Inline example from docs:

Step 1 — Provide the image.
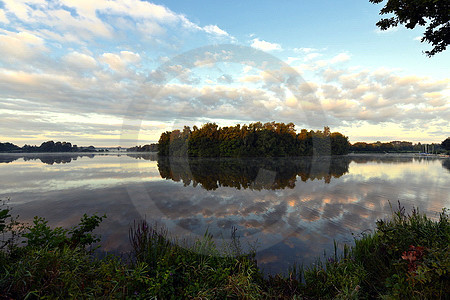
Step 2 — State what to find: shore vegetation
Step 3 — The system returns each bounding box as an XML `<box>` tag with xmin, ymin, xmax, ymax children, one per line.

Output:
<box><xmin>0</xmin><ymin>201</ymin><xmax>448</xmax><ymax>299</ymax></box>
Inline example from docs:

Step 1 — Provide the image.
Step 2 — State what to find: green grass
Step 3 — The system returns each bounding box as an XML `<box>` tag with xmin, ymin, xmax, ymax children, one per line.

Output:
<box><xmin>0</xmin><ymin>201</ymin><xmax>448</xmax><ymax>299</ymax></box>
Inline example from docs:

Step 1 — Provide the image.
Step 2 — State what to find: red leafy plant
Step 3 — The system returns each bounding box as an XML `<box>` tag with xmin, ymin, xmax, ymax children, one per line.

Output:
<box><xmin>401</xmin><ymin>245</ymin><xmax>426</xmax><ymax>272</ymax></box>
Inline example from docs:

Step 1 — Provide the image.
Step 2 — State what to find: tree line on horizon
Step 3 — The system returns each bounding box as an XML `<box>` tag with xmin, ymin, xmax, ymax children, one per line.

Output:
<box><xmin>0</xmin><ymin>141</ymin><xmax>98</xmax><ymax>153</ymax></box>
<box><xmin>157</xmin><ymin>122</ymin><xmax>350</xmax><ymax>157</ymax></box>
<box><xmin>127</xmin><ymin>144</ymin><xmax>158</xmax><ymax>152</ymax></box>
<box><xmin>350</xmin><ymin>139</ymin><xmax>449</xmax><ymax>153</ymax></box>
<box><xmin>2</xmin><ymin>136</ymin><xmax>448</xmax><ymax>155</ymax></box>
<box><xmin>125</xmin><ymin>137</ymin><xmax>450</xmax><ymax>155</ymax></box>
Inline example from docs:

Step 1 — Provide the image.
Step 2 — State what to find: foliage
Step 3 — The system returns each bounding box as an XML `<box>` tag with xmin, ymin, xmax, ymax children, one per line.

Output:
<box><xmin>442</xmin><ymin>137</ymin><xmax>450</xmax><ymax>151</ymax></box>
<box><xmin>0</xmin><ymin>142</ymin><xmax>21</xmax><ymax>152</ymax></box>
<box><xmin>22</xmin><ymin>213</ymin><xmax>105</xmax><ymax>250</ymax></box>
<box><xmin>127</xmin><ymin>143</ymin><xmax>159</xmax><ymax>152</ymax></box>
<box><xmin>267</xmin><ymin>205</ymin><xmax>449</xmax><ymax>299</ymax></box>
<box><xmin>0</xmin><ymin>200</ymin><xmax>448</xmax><ymax>299</ymax></box>
<box><xmin>158</xmin><ymin>122</ymin><xmax>350</xmax><ymax>157</ymax></box>
<box><xmin>0</xmin><ymin>201</ymin><xmax>24</xmax><ymax>252</ymax></box>
<box><xmin>370</xmin><ymin>0</ymin><xmax>450</xmax><ymax>56</ymax></box>
<box><xmin>128</xmin><ymin>220</ymin><xmax>263</xmax><ymax>298</ymax></box>
<box><xmin>350</xmin><ymin>140</ymin><xmax>446</xmax><ymax>153</ymax></box>
<box><xmin>0</xmin><ymin>206</ymin><xmax>10</xmax><ymax>234</ymax></box>
<box><xmin>352</xmin><ymin>204</ymin><xmax>450</xmax><ymax>298</ymax></box>
<box><xmin>22</xmin><ymin>141</ymin><xmax>79</xmax><ymax>152</ymax></box>
<box><xmin>0</xmin><ymin>141</ymin><xmax>106</xmax><ymax>153</ymax></box>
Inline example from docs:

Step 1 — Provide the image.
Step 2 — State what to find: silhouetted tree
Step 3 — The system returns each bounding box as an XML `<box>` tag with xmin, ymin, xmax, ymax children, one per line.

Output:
<box><xmin>442</xmin><ymin>137</ymin><xmax>450</xmax><ymax>151</ymax></box>
<box><xmin>370</xmin><ymin>0</ymin><xmax>450</xmax><ymax>56</ymax></box>
<box><xmin>0</xmin><ymin>142</ymin><xmax>20</xmax><ymax>152</ymax></box>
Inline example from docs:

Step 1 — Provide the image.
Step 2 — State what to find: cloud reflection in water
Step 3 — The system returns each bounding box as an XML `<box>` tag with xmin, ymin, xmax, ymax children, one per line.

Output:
<box><xmin>0</xmin><ymin>153</ymin><xmax>448</xmax><ymax>274</ymax></box>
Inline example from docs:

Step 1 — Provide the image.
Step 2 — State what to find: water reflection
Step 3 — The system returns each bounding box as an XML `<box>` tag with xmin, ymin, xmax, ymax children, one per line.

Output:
<box><xmin>442</xmin><ymin>159</ymin><xmax>450</xmax><ymax>172</ymax></box>
<box><xmin>0</xmin><ymin>153</ymin><xmax>96</xmax><ymax>164</ymax></box>
<box><xmin>157</xmin><ymin>156</ymin><xmax>350</xmax><ymax>190</ymax></box>
<box><xmin>0</xmin><ymin>153</ymin><xmax>448</xmax><ymax>275</ymax></box>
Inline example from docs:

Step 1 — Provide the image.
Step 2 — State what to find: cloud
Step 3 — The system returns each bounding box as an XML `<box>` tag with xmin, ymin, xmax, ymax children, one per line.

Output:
<box><xmin>251</xmin><ymin>38</ymin><xmax>282</xmax><ymax>51</ymax></box>
<box><xmin>0</xmin><ymin>1</ymin><xmax>447</xmax><ymax>145</ymax></box>
<box><xmin>304</xmin><ymin>52</ymin><xmax>322</xmax><ymax>61</ymax></box>
<box><xmin>100</xmin><ymin>51</ymin><xmax>141</xmax><ymax>73</ymax></box>
<box><xmin>316</xmin><ymin>67</ymin><xmax>450</xmax><ymax>128</ymax></box>
<box><xmin>0</xmin><ymin>9</ymin><xmax>9</xmax><ymax>24</ymax></box>
<box><xmin>203</xmin><ymin>25</ymin><xmax>229</xmax><ymax>36</ymax></box>
<box><xmin>1</xmin><ymin>0</ymin><xmax>233</xmax><ymax>45</ymax></box>
<box><xmin>239</xmin><ymin>75</ymin><xmax>262</xmax><ymax>83</ymax></box>
<box><xmin>136</xmin><ymin>21</ymin><xmax>166</xmax><ymax>36</ymax></box>
<box><xmin>0</xmin><ymin>30</ymin><xmax>48</xmax><ymax>63</ymax></box>
<box><xmin>329</xmin><ymin>53</ymin><xmax>351</xmax><ymax>64</ymax></box>
<box><xmin>293</xmin><ymin>47</ymin><xmax>317</xmax><ymax>53</ymax></box>
<box><xmin>62</xmin><ymin>51</ymin><xmax>97</xmax><ymax>71</ymax></box>
<box><xmin>1</xmin><ymin>0</ymin><xmax>35</xmax><ymax>22</ymax></box>
<box><xmin>0</xmin><ymin>45</ymin><xmax>448</xmax><ymax>145</ymax></box>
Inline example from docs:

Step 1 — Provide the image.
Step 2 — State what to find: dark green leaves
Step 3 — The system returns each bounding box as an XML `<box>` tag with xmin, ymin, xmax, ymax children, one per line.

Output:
<box><xmin>370</xmin><ymin>0</ymin><xmax>450</xmax><ymax>56</ymax></box>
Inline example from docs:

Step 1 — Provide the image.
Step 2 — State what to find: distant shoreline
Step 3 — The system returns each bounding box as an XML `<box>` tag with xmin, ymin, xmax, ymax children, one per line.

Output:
<box><xmin>1</xmin><ymin>152</ymin><xmax>448</xmax><ymax>159</ymax></box>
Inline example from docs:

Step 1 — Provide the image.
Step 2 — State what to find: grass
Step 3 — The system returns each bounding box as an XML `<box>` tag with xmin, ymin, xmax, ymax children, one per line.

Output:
<box><xmin>0</xmin><ymin>200</ymin><xmax>448</xmax><ymax>299</ymax></box>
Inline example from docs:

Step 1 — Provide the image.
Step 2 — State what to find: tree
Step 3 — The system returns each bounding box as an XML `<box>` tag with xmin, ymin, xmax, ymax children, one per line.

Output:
<box><xmin>331</xmin><ymin>132</ymin><xmax>350</xmax><ymax>155</ymax></box>
<box><xmin>0</xmin><ymin>142</ymin><xmax>20</xmax><ymax>152</ymax></box>
<box><xmin>442</xmin><ymin>137</ymin><xmax>450</xmax><ymax>151</ymax></box>
<box><xmin>370</xmin><ymin>0</ymin><xmax>450</xmax><ymax>56</ymax></box>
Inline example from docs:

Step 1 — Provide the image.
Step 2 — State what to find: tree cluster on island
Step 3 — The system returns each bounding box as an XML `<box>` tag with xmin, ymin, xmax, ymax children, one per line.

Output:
<box><xmin>126</xmin><ymin>144</ymin><xmax>158</xmax><ymax>152</ymax></box>
<box><xmin>158</xmin><ymin>122</ymin><xmax>350</xmax><ymax>157</ymax></box>
<box><xmin>0</xmin><ymin>141</ymin><xmax>102</xmax><ymax>153</ymax></box>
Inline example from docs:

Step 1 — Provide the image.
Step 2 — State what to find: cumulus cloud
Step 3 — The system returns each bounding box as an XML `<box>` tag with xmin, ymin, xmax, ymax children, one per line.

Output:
<box><xmin>251</xmin><ymin>38</ymin><xmax>282</xmax><ymax>51</ymax></box>
<box><xmin>62</xmin><ymin>52</ymin><xmax>97</xmax><ymax>71</ymax></box>
<box><xmin>203</xmin><ymin>25</ymin><xmax>229</xmax><ymax>36</ymax></box>
<box><xmin>1</xmin><ymin>0</ymin><xmax>233</xmax><ymax>44</ymax></box>
<box><xmin>100</xmin><ymin>51</ymin><xmax>141</xmax><ymax>73</ymax></box>
<box><xmin>316</xmin><ymin>67</ymin><xmax>450</xmax><ymax>129</ymax></box>
<box><xmin>0</xmin><ymin>30</ymin><xmax>48</xmax><ymax>64</ymax></box>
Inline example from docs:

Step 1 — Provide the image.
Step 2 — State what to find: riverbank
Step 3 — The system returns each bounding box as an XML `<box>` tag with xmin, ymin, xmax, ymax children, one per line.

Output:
<box><xmin>0</xmin><ymin>203</ymin><xmax>448</xmax><ymax>299</ymax></box>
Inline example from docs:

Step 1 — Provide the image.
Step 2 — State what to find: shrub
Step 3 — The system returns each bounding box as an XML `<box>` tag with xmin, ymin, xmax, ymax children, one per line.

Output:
<box><xmin>353</xmin><ymin>204</ymin><xmax>449</xmax><ymax>298</ymax></box>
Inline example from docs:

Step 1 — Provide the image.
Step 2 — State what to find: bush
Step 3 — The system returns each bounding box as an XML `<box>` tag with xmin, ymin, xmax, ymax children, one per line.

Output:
<box><xmin>352</xmin><ymin>204</ymin><xmax>449</xmax><ymax>298</ymax></box>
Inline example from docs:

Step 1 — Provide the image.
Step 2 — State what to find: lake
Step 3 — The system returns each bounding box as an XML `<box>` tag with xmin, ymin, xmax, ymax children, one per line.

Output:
<box><xmin>1</xmin><ymin>153</ymin><xmax>449</xmax><ymax>274</ymax></box>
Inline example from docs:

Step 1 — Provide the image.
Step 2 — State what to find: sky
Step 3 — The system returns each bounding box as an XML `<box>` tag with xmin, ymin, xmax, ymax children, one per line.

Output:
<box><xmin>0</xmin><ymin>0</ymin><xmax>448</xmax><ymax>147</ymax></box>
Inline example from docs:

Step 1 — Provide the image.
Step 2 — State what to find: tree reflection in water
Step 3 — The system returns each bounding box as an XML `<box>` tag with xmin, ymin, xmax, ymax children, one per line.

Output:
<box><xmin>0</xmin><ymin>154</ymin><xmax>96</xmax><ymax>165</ymax></box>
<box><xmin>442</xmin><ymin>159</ymin><xmax>450</xmax><ymax>172</ymax></box>
<box><xmin>157</xmin><ymin>156</ymin><xmax>351</xmax><ymax>190</ymax></box>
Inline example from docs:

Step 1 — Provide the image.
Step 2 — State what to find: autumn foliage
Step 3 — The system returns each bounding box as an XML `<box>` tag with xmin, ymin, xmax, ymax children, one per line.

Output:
<box><xmin>158</xmin><ymin>122</ymin><xmax>349</xmax><ymax>157</ymax></box>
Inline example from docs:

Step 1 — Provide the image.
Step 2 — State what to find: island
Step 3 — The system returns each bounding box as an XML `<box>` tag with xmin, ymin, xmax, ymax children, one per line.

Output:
<box><xmin>157</xmin><ymin>122</ymin><xmax>350</xmax><ymax>157</ymax></box>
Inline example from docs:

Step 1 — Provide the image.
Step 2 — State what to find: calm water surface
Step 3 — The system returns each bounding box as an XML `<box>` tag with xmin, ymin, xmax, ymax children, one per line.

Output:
<box><xmin>1</xmin><ymin>153</ymin><xmax>449</xmax><ymax>274</ymax></box>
